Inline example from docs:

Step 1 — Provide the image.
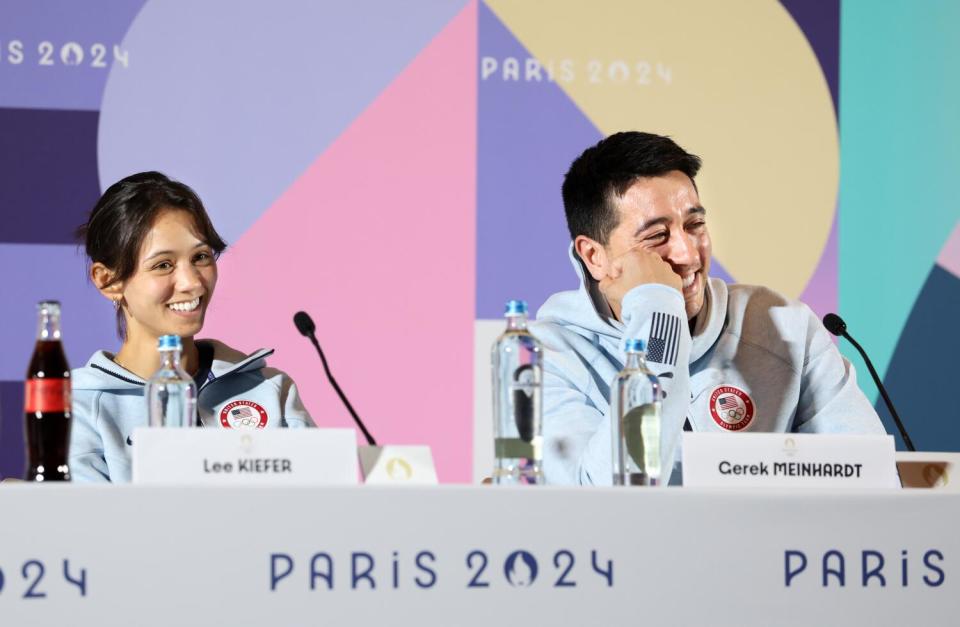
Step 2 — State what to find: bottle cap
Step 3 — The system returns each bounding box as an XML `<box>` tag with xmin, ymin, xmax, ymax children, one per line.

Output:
<box><xmin>157</xmin><ymin>335</ymin><xmax>183</xmax><ymax>351</ymax></box>
<box><xmin>504</xmin><ymin>300</ymin><xmax>528</xmax><ymax>316</ymax></box>
<box><xmin>625</xmin><ymin>338</ymin><xmax>646</xmax><ymax>353</ymax></box>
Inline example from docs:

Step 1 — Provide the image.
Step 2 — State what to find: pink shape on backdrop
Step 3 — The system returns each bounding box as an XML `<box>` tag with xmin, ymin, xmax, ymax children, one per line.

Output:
<box><xmin>204</xmin><ymin>2</ymin><xmax>477</xmax><ymax>482</ymax></box>
<box><xmin>799</xmin><ymin>208</ymin><xmax>838</xmax><ymax>321</ymax></box>
<box><xmin>937</xmin><ymin>221</ymin><xmax>960</xmax><ymax>279</ymax></box>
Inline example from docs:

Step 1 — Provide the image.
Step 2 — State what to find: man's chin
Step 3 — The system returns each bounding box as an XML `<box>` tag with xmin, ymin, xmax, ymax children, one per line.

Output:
<box><xmin>684</xmin><ymin>294</ymin><xmax>704</xmax><ymax>321</ymax></box>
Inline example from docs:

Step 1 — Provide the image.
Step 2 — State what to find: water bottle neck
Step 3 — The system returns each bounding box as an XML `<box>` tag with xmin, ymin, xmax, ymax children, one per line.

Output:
<box><xmin>624</xmin><ymin>350</ymin><xmax>646</xmax><ymax>369</ymax></box>
<box><xmin>159</xmin><ymin>348</ymin><xmax>182</xmax><ymax>370</ymax></box>
<box><xmin>506</xmin><ymin>313</ymin><xmax>528</xmax><ymax>331</ymax></box>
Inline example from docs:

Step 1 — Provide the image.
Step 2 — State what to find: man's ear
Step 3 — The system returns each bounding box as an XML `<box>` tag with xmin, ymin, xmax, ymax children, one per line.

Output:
<box><xmin>90</xmin><ymin>263</ymin><xmax>123</xmax><ymax>303</ymax></box>
<box><xmin>574</xmin><ymin>235</ymin><xmax>608</xmax><ymax>282</ymax></box>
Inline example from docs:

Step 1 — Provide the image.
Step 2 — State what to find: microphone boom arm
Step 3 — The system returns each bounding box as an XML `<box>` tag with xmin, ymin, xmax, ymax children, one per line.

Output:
<box><xmin>840</xmin><ymin>330</ymin><xmax>916</xmax><ymax>452</ymax></box>
<box><xmin>307</xmin><ymin>334</ymin><xmax>377</xmax><ymax>447</ymax></box>
<box><xmin>295</xmin><ymin>310</ymin><xmax>377</xmax><ymax>447</ymax></box>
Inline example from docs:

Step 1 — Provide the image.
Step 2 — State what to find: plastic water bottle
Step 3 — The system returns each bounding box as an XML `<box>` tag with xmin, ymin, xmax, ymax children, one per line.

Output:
<box><xmin>491</xmin><ymin>300</ymin><xmax>543</xmax><ymax>484</ymax></box>
<box><xmin>611</xmin><ymin>338</ymin><xmax>662</xmax><ymax>486</ymax></box>
<box><xmin>145</xmin><ymin>335</ymin><xmax>197</xmax><ymax>428</ymax></box>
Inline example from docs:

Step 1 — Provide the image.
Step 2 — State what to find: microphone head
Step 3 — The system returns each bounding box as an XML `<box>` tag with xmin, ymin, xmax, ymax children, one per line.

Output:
<box><xmin>293</xmin><ymin>311</ymin><xmax>316</xmax><ymax>337</ymax></box>
<box><xmin>822</xmin><ymin>313</ymin><xmax>847</xmax><ymax>336</ymax></box>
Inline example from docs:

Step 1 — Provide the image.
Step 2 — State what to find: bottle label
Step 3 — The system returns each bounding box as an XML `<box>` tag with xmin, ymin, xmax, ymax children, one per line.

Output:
<box><xmin>494</xmin><ymin>437</ymin><xmax>542</xmax><ymax>460</ymax></box>
<box><xmin>25</xmin><ymin>378</ymin><xmax>71</xmax><ymax>413</ymax></box>
<box><xmin>622</xmin><ymin>403</ymin><xmax>661</xmax><ymax>478</ymax></box>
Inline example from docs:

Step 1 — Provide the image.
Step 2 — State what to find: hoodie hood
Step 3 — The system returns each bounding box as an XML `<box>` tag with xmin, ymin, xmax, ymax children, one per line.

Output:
<box><xmin>536</xmin><ymin>245</ymin><xmax>621</xmax><ymax>340</ymax></box>
<box><xmin>71</xmin><ymin>339</ymin><xmax>274</xmax><ymax>391</ymax></box>
<box><xmin>536</xmin><ymin>244</ymin><xmax>727</xmax><ymax>363</ymax></box>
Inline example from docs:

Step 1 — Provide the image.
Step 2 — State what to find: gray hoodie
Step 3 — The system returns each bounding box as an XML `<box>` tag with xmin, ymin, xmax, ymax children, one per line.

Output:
<box><xmin>534</xmin><ymin>247</ymin><xmax>885</xmax><ymax>485</ymax></box>
<box><xmin>69</xmin><ymin>339</ymin><xmax>314</xmax><ymax>482</ymax></box>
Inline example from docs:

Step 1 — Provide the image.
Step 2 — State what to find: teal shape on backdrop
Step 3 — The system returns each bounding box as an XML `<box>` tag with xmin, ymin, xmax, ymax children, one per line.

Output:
<box><xmin>839</xmin><ymin>1</ymin><xmax>960</xmax><ymax>398</ymax></box>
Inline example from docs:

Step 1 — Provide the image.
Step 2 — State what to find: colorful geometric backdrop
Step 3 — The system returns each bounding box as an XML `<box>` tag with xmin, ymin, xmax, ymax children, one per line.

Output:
<box><xmin>1</xmin><ymin>0</ymin><xmax>957</xmax><ymax>482</ymax></box>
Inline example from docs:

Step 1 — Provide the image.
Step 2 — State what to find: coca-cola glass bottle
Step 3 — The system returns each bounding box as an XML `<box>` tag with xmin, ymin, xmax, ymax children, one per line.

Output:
<box><xmin>24</xmin><ymin>300</ymin><xmax>72</xmax><ymax>482</ymax></box>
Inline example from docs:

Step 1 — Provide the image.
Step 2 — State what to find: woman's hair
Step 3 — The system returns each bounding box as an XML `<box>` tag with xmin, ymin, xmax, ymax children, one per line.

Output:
<box><xmin>77</xmin><ymin>171</ymin><xmax>227</xmax><ymax>338</ymax></box>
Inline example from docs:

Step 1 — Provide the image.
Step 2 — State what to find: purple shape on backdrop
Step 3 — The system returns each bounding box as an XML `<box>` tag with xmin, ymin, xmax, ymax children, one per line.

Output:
<box><xmin>476</xmin><ymin>2</ymin><xmax>600</xmax><ymax>317</ymax></box>
<box><xmin>779</xmin><ymin>0</ymin><xmax>839</xmax><ymax>117</ymax></box>
<box><xmin>0</xmin><ymin>108</ymin><xmax>101</xmax><ymax>244</ymax></box>
<box><xmin>709</xmin><ymin>261</ymin><xmax>734</xmax><ymax>285</ymax></box>
<box><xmin>0</xmin><ymin>244</ymin><xmax>117</xmax><ymax>381</ymax></box>
<box><xmin>0</xmin><ymin>0</ymin><xmax>147</xmax><ymax>111</ymax></box>
<box><xmin>98</xmin><ymin>0</ymin><xmax>471</xmax><ymax>244</ymax></box>
<box><xmin>0</xmin><ymin>381</ymin><xmax>25</xmax><ymax>480</ymax></box>
<box><xmin>476</xmin><ymin>3</ymin><xmax>735</xmax><ymax>317</ymax></box>
<box><xmin>799</xmin><ymin>211</ymin><xmax>838</xmax><ymax>319</ymax></box>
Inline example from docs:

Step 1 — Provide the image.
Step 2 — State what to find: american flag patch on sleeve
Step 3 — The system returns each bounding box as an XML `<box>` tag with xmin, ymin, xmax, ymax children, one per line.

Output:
<box><xmin>646</xmin><ymin>311</ymin><xmax>681</xmax><ymax>366</ymax></box>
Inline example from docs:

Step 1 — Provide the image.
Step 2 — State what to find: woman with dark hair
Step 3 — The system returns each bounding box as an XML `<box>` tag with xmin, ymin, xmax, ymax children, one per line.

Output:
<box><xmin>70</xmin><ymin>172</ymin><xmax>314</xmax><ymax>482</ymax></box>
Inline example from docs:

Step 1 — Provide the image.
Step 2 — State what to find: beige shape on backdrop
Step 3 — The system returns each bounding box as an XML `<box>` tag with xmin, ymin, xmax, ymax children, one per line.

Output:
<box><xmin>486</xmin><ymin>0</ymin><xmax>838</xmax><ymax>297</ymax></box>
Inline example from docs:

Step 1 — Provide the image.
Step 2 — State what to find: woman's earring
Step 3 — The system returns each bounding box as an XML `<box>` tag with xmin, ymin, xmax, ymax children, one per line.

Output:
<box><xmin>114</xmin><ymin>298</ymin><xmax>122</xmax><ymax>311</ymax></box>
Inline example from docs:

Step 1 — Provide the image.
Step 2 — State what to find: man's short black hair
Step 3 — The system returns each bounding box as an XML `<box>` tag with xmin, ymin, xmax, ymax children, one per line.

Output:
<box><xmin>561</xmin><ymin>131</ymin><xmax>702</xmax><ymax>244</ymax></box>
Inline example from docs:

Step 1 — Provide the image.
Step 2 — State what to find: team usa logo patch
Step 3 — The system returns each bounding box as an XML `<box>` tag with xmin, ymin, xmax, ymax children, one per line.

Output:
<box><xmin>220</xmin><ymin>400</ymin><xmax>268</xmax><ymax>429</ymax></box>
<box><xmin>709</xmin><ymin>385</ymin><xmax>755</xmax><ymax>431</ymax></box>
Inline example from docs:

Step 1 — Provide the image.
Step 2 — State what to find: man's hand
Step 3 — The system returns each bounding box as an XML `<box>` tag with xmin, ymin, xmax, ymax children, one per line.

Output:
<box><xmin>599</xmin><ymin>247</ymin><xmax>682</xmax><ymax>320</ymax></box>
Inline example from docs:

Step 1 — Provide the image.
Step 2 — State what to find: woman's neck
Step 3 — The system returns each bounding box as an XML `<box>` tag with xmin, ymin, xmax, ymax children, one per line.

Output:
<box><xmin>114</xmin><ymin>331</ymin><xmax>199</xmax><ymax>380</ymax></box>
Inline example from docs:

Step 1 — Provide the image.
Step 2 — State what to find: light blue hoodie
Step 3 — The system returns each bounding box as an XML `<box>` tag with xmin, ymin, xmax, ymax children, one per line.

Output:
<box><xmin>534</xmin><ymin>248</ymin><xmax>885</xmax><ymax>485</ymax></box>
<box><xmin>69</xmin><ymin>339</ymin><xmax>314</xmax><ymax>482</ymax></box>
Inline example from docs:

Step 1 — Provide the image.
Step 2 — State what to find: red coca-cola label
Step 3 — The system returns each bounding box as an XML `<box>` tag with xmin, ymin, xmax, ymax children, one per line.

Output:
<box><xmin>25</xmin><ymin>379</ymin><xmax>71</xmax><ymax>413</ymax></box>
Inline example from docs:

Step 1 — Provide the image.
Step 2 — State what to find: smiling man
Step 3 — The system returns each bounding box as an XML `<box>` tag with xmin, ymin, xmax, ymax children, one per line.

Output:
<box><xmin>535</xmin><ymin>131</ymin><xmax>884</xmax><ymax>485</ymax></box>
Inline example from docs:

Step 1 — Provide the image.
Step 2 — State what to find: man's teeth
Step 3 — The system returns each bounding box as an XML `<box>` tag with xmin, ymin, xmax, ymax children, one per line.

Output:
<box><xmin>682</xmin><ymin>273</ymin><xmax>697</xmax><ymax>289</ymax></box>
<box><xmin>168</xmin><ymin>298</ymin><xmax>200</xmax><ymax>312</ymax></box>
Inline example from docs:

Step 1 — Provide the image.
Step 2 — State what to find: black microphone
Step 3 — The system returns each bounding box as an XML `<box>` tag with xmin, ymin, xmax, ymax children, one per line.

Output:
<box><xmin>293</xmin><ymin>311</ymin><xmax>377</xmax><ymax>446</ymax></box>
<box><xmin>822</xmin><ymin>312</ymin><xmax>915</xmax><ymax>451</ymax></box>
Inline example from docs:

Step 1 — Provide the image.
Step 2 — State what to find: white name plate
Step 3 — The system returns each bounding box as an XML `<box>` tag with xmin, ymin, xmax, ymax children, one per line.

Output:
<box><xmin>132</xmin><ymin>428</ymin><xmax>358</xmax><ymax>485</ymax></box>
<box><xmin>358</xmin><ymin>445</ymin><xmax>438</xmax><ymax>485</ymax></box>
<box><xmin>682</xmin><ymin>433</ymin><xmax>899</xmax><ymax>489</ymax></box>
